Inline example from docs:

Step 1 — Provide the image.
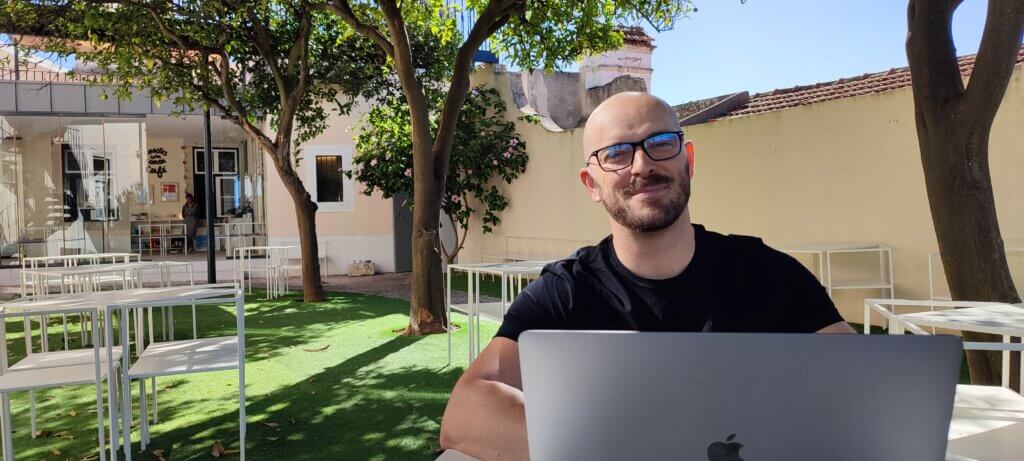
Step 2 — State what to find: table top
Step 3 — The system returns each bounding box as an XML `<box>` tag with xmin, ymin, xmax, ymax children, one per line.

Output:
<box><xmin>21</xmin><ymin>260</ymin><xmax>191</xmax><ymax>276</ymax></box>
<box><xmin>1</xmin><ymin>284</ymin><xmax>237</xmax><ymax>314</ymax></box>
<box><xmin>235</xmin><ymin>245</ymin><xmax>295</xmax><ymax>252</ymax></box>
<box><xmin>896</xmin><ymin>303</ymin><xmax>1024</xmax><ymax>336</ymax></box>
<box><xmin>449</xmin><ymin>260</ymin><xmax>551</xmax><ymax>276</ymax></box>
<box><xmin>777</xmin><ymin>242</ymin><xmax>888</xmax><ymax>253</ymax></box>
<box><xmin>23</xmin><ymin>252</ymin><xmax>139</xmax><ymax>262</ymax></box>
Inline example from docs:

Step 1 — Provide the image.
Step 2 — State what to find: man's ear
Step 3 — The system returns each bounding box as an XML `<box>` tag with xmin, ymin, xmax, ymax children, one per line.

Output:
<box><xmin>579</xmin><ymin>167</ymin><xmax>602</xmax><ymax>202</ymax></box>
<box><xmin>685</xmin><ymin>140</ymin><xmax>695</xmax><ymax>178</ymax></box>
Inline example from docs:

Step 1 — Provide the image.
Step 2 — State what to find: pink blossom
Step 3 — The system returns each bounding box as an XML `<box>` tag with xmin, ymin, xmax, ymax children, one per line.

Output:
<box><xmin>468</xmin><ymin>169</ymin><xmax>474</xmax><ymax>175</ymax></box>
<box><xmin>404</xmin><ymin>168</ymin><xmax>412</xmax><ymax>177</ymax></box>
<box><xmin>509</xmin><ymin>138</ymin><xmax>518</xmax><ymax>146</ymax></box>
<box><xmin>369</xmin><ymin>158</ymin><xmax>377</xmax><ymax>166</ymax></box>
<box><xmin>471</xmin><ymin>89</ymin><xmax>479</xmax><ymax>96</ymax></box>
<box><xmin>492</xmin><ymin>159</ymin><xmax>499</xmax><ymax>166</ymax></box>
<box><xmin>452</xmin><ymin>196</ymin><xmax>460</xmax><ymax>202</ymax></box>
<box><xmin>503</xmin><ymin>152</ymin><xmax>511</xmax><ymax>159</ymax></box>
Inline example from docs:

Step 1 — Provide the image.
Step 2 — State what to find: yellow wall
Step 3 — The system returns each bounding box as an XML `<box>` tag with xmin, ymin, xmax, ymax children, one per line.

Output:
<box><xmin>462</xmin><ymin>63</ymin><xmax>1024</xmax><ymax>324</ymax></box>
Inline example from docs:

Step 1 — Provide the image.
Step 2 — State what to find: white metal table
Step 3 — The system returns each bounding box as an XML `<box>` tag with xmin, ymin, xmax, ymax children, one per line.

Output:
<box><xmin>876</xmin><ymin>301</ymin><xmax>1024</xmax><ymax>393</ymax></box>
<box><xmin>446</xmin><ymin>261</ymin><xmax>550</xmax><ymax>363</ymax></box>
<box><xmin>1</xmin><ymin>284</ymin><xmax>242</xmax><ymax>460</ymax></box>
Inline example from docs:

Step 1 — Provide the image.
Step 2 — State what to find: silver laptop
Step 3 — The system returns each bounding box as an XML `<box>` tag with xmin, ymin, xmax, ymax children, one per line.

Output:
<box><xmin>519</xmin><ymin>331</ymin><xmax>961</xmax><ymax>461</ymax></box>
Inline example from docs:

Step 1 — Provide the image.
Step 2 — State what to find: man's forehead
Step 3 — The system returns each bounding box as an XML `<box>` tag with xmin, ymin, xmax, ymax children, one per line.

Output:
<box><xmin>583</xmin><ymin>95</ymin><xmax>679</xmax><ymax>153</ymax></box>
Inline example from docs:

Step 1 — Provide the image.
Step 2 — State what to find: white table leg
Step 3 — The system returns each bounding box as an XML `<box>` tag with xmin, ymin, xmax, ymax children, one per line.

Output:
<box><xmin>446</xmin><ymin>265</ymin><xmax>452</xmax><ymax>365</ymax></box>
<box><xmin>119</xmin><ymin>307</ymin><xmax>133</xmax><ymax>461</ymax></box>
<box><xmin>467</xmin><ymin>269</ymin><xmax>474</xmax><ymax>363</ymax></box>
<box><xmin>2</xmin><ymin>393</ymin><xmax>12</xmax><ymax>461</ymax></box>
<box><xmin>1003</xmin><ymin>335</ymin><xmax>1011</xmax><ymax>389</ymax></box>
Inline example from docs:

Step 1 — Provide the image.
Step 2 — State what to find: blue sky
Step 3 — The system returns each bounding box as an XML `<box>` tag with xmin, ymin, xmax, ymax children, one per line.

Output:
<box><xmin>648</xmin><ymin>0</ymin><xmax>991</xmax><ymax>104</ymax></box>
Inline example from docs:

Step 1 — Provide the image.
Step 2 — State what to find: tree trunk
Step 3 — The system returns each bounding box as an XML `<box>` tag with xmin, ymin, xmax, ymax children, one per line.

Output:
<box><xmin>907</xmin><ymin>0</ymin><xmax>1024</xmax><ymax>388</ymax></box>
<box><xmin>404</xmin><ymin>150</ymin><xmax>448</xmax><ymax>335</ymax></box>
<box><xmin>919</xmin><ymin>119</ymin><xmax>1020</xmax><ymax>388</ymax></box>
<box><xmin>276</xmin><ymin>152</ymin><xmax>326</xmax><ymax>303</ymax></box>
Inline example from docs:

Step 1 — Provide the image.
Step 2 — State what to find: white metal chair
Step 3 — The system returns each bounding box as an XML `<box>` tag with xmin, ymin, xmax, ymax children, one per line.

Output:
<box><xmin>0</xmin><ymin>304</ymin><xmax>122</xmax><ymax>461</ymax></box>
<box><xmin>106</xmin><ymin>286</ymin><xmax>246</xmax><ymax>460</ymax></box>
<box><xmin>278</xmin><ymin>241</ymin><xmax>329</xmax><ymax>293</ymax></box>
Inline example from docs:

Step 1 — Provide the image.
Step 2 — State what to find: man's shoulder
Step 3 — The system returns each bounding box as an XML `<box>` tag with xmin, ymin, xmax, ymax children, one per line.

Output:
<box><xmin>540</xmin><ymin>238</ymin><xmax>611</xmax><ymax>280</ymax></box>
<box><xmin>696</xmin><ymin>224</ymin><xmax>796</xmax><ymax>272</ymax></box>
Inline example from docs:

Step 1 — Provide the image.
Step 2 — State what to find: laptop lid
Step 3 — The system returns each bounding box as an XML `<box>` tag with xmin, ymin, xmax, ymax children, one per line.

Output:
<box><xmin>519</xmin><ymin>331</ymin><xmax>961</xmax><ymax>461</ymax></box>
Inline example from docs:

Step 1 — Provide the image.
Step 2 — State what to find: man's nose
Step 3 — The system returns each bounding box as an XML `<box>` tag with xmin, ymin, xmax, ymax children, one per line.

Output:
<box><xmin>629</xmin><ymin>145</ymin><xmax>655</xmax><ymax>176</ymax></box>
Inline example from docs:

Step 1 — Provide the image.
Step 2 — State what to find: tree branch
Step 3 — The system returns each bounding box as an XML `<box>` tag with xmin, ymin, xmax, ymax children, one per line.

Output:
<box><xmin>316</xmin><ymin>0</ymin><xmax>395</xmax><ymax>59</ymax></box>
<box><xmin>906</xmin><ymin>0</ymin><xmax>967</xmax><ymax>135</ymax></box>
<box><xmin>245</xmin><ymin>6</ymin><xmax>289</xmax><ymax>105</ymax></box>
<box><xmin>960</xmin><ymin>0</ymin><xmax>1024</xmax><ymax>131</ymax></box>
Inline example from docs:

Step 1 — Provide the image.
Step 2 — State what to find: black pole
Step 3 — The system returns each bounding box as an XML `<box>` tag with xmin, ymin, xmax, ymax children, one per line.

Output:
<box><xmin>203</xmin><ymin>108</ymin><xmax>217</xmax><ymax>283</ymax></box>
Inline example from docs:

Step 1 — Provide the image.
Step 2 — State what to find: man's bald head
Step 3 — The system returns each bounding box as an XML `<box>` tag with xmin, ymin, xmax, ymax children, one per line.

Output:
<box><xmin>583</xmin><ymin>92</ymin><xmax>680</xmax><ymax>160</ymax></box>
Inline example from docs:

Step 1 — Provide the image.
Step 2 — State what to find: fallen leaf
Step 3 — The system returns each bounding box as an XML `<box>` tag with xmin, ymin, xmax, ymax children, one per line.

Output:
<box><xmin>153</xmin><ymin>448</ymin><xmax>166</xmax><ymax>461</ymax></box>
<box><xmin>261</xmin><ymin>422</ymin><xmax>280</xmax><ymax>428</ymax></box>
<box><xmin>301</xmin><ymin>344</ymin><xmax>330</xmax><ymax>352</ymax></box>
<box><xmin>34</xmin><ymin>429</ymin><xmax>52</xmax><ymax>438</ymax></box>
<box><xmin>69</xmin><ymin>409</ymin><xmax>78</xmax><ymax>416</ymax></box>
<box><xmin>211</xmin><ymin>441</ymin><xmax>226</xmax><ymax>458</ymax></box>
<box><xmin>51</xmin><ymin>448</ymin><xmax>61</xmax><ymax>455</ymax></box>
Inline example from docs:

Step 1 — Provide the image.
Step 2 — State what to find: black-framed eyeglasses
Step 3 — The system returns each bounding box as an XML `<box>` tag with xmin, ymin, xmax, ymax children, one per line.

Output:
<box><xmin>586</xmin><ymin>131</ymin><xmax>684</xmax><ymax>172</ymax></box>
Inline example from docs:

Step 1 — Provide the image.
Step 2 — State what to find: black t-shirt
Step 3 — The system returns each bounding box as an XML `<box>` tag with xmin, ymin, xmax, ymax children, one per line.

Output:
<box><xmin>495</xmin><ymin>224</ymin><xmax>844</xmax><ymax>341</ymax></box>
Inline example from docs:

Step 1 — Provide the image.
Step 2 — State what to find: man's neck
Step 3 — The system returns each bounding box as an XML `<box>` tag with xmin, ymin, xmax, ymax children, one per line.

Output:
<box><xmin>610</xmin><ymin>210</ymin><xmax>696</xmax><ymax>280</ymax></box>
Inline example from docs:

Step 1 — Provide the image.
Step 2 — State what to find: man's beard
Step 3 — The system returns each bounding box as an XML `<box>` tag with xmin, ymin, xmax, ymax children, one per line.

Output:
<box><xmin>601</xmin><ymin>169</ymin><xmax>690</xmax><ymax>233</ymax></box>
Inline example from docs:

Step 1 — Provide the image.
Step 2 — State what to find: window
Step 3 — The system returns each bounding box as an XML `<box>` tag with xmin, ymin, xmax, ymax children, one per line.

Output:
<box><xmin>304</xmin><ymin>145</ymin><xmax>353</xmax><ymax>212</ymax></box>
<box><xmin>315</xmin><ymin>155</ymin><xmax>344</xmax><ymax>203</ymax></box>
<box><xmin>62</xmin><ymin>145</ymin><xmax>117</xmax><ymax>222</ymax></box>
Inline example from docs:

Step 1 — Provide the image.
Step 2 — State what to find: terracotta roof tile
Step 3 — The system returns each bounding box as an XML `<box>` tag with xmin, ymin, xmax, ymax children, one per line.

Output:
<box><xmin>717</xmin><ymin>46</ymin><xmax>1024</xmax><ymax>120</ymax></box>
<box><xmin>617</xmin><ymin>26</ymin><xmax>654</xmax><ymax>46</ymax></box>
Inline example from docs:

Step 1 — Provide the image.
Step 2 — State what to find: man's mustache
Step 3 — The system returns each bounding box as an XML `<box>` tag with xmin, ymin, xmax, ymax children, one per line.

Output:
<box><xmin>621</xmin><ymin>174</ymin><xmax>674</xmax><ymax>196</ymax></box>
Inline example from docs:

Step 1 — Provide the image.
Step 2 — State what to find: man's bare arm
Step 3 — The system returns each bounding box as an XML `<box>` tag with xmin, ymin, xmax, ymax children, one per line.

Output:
<box><xmin>440</xmin><ymin>337</ymin><xmax>529</xmax><ymax>461</ymax></box>
<box><xmin>817</xmin><ymin>321</ymin><xmax>857</xmax><ymax>334</ymax></box>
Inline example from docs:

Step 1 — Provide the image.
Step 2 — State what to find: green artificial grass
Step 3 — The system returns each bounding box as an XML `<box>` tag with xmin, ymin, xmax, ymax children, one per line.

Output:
<box><xmin>3</xmin><ymin>290</ymin><xmax>497</xmax><ymax>460</ymax></box>
<box><xmin>444</xmin><ymin>272</ymin><xmax>505</xmax><ymax>300</ymax></box>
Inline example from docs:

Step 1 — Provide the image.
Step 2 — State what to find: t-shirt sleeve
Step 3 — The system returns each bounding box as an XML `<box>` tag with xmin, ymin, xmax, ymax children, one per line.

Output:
<box><xmin>764</xmin><ymin>248</ymin><xmax>845</xmax><ymax>332</ymax></box>
<box><xmin>495</xmin><ymin>272</ymin><xmax>572</xmax><ymax>341</ymax></box>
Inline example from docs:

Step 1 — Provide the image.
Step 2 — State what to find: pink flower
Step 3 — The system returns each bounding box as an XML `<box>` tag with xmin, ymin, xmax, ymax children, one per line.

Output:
<box><xmin>471</xmin><ymin>89</ymin><xmax>479</xmax><ymax>96</ymax></box>
<box><xmin>369</xmin><ymin>158</ymin><xmax>378</xmax><ymax>166</ymax></box>
<box><xmin>452</xmin><ymin>196</ymin><xmax>460</xmax><ymax>203</ymax></box>
<box><xmin>492</xmin><ymin>160</ymin><xmax>499</xmax><ymax>166</ymax></box>
<box><xmin>468</xmin><ymin>169</ymin><xmax>474</xmax><ymax>175</ymax></box>
<box><xmin>404</xmin><ymin>168</ymin><xmax>412</xmax><ymax>177</ymax></box>
<box><xmin>509</xmin><ymin>138</ymin><xmax>518</xmax><ymax>146</ymax></box>
<box><xmin>503</xmin><ymin>152</ymin><xmax>511</xmax><ymax>159</ymax></box>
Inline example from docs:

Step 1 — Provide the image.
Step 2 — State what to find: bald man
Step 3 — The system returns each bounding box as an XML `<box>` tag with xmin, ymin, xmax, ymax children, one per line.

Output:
<box><xmin>439</xmin><ymin>92</ymin><xmax>854</xmax><ymax>460</ymax></box>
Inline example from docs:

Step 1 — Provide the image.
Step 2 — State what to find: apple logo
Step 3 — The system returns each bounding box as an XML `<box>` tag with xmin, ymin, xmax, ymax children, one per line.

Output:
<box><xmin>707</xmin><ymin>433</ymin><xmax>744</xmax><ymax>461</ymax></box>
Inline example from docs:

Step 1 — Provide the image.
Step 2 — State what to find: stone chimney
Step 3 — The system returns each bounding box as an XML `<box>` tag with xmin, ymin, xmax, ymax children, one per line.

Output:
<box><xmin>580</xmin><ymin>26</ymin><xmax>655</xmax><ymax>91</ymax></box>
<box><xmin>579</xmin><ymin>26</ymin><xmax>655</xmax><ymax>120</ymax></box>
